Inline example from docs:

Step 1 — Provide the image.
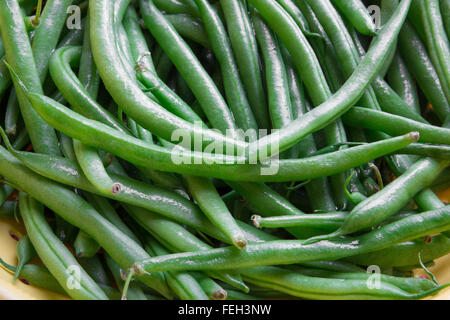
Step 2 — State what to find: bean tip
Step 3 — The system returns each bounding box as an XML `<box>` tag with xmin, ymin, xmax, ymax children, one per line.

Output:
<box><xmin>112</xmin><ymin>183</ymin><xmax>122</xmax><ymax>194</ymax></box>
<box><xmin>251</xmin><ymin>215</ymin><xmax>262</xmax><ymax>228</ymax></box>
<box><xmin>212</xmin><ymin>289</ymin><xmax>227</xmax><ymax>300</ymax></box>
<box><xmin>234</xmin><ymin>238</ymin><xmax>247</xmax><ymax>250</ymax></box>
<box><xmin>408</xmin><ymin>132</ymin><xmax>420</xmax><ymax>143</ymax></box>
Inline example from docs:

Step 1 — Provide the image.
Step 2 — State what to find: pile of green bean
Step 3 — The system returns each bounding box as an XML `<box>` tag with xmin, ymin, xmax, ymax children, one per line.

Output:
<box><xmin>0</xmin><ymin>0</ymin><xmax>449</xmax><ymax>301</ymax></box>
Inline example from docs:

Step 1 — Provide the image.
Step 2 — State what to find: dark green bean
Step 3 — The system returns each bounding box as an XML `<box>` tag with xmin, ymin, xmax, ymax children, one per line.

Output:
<box><xmin>14</xmin><ymin>234</ymin><xmax>36</xmax><ymax>281</ymax></box>
<box><xmin>387</xmin><ymin>52</ymin><xmax>421</xmax><ymax>114</ymax></box>
<box><xmin>191</xmin><ymin>272</ymin><xmax>227</xmax><ymax>300</ymax></box>
<box><xmin>144</xmin><ymin>236</ymin><xmax>209</xmax><ymax>300</ymax></box>
<box><xmin>153</xmin><ymin>0</ymin><xmax>200</xmax><ymax>17</ymax></box>
<box><xmin>252</xmin><ymin>11</ymin><xmax>292</xmax><ymax>131</ymax></box>
<box><xmin>31</xmin><ymin>0</ymin><xmax>74</xmax><ymax>82</ymax></box>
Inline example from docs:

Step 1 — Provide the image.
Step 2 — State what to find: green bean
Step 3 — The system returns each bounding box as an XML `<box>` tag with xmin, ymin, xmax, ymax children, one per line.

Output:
<box><xmin>285</xmin><ymin>265</ymin><xmax>437</xmax><ymax>294</ymax></box>
<box><xmin>19</xmin><ymin>193</ymin><xmax>108</xmax><ymax>300</ymax></box>
<box><xmin>0</xmin><ymin>260</ymin><xmax>66</xmax><ymax>295</ymax></box>
<box><xmin>372</xmin><ymin>78</ymin><xmax>428</xmax><ymax>124</ymax></box>
<box><xmin>252</xmin><ymin>11</ymin><xmax>292</xmax><ymax>131</ymax></box>
<box><xmin>249</xmin><ymin>0</ymin><xmax>331</xmax><ymax>105</ymax></box>
<box><xmin>239</xmin><ymin>266</ymin><xmax>445</xmax><ymax>300</ymax></box>
<box><xmin>133</xmin><ymin>206</ymin><xmax>450</xmax><ymax>273</ymax></box>
<box><xmin>221</xmin><ymin>0</ymin><xmax>270</xmax><ymax>129</ymax></box>
<box><xmin>193</xmin><ymin>0</ymin><xmax>258</xmax><ymax>132</ymax></box>
<box><xmin>346</xmin><ymin>235</ymin><xmax>450</xmax><ymax>268</ymax></box>
<box><xmin>14</xmin><ymin>234</ymin><xmax>36</xmax><ymax>281</ymax></box>
<box><xmin>0</xmin><ymin>147</ymin><xmax>172</xmax><ymax>298</ymax></box>
<box><xmin>78</xmin><ymin>14</ymin><xmax>100</xmax><ymax>99</ymax></box>
<box><xmin>247</xmin><ymin>0</ymin><xmax>411</xmax><ymax>161</ymax></box>
<box><xmin>0</xmin><ymin>135</ymin><xmax>272</xmax><ymax>249</ymax></box>
<box><xmin>0</xmin><ymin>201</ymin><xmax>15</xmax><ymax>218</ymax></box>
<box><xmin>84</xmin><ymin>193</ymin><xmax>141</xmax><ymax>245</ymax></box>
<box><xmin>342</xmin><ymin>107</ymin><xmax>450</xmax><ymax>145</ymax></box>
<box><xmin>406</xmin><ymin>0</ymin><xmax>426</xmax><ymax>41</ymax></box>
<box><xmin>153</xmin><ymin>0</ymin><xmax>200</xmax><ymax>17</ymax></box>
<box><xmin>387</xmin><ymin>52</ymin><xmax>421</xmax><ymax>114</ymax></box>
<box><xmin>276</xmin><ymin>0</ymin><xmax>321</xmax><ymax>38</ymax></box>
<box><xmin>154</xmin><ymin>50</ymin><xmax>174</xmax><ymax>83</ymax></box>
<box><xmin>78</xmin><ymin>255</ymin><xmax>111</xmax><ymax>286</ymax></box>
<box><xmin>19</xmin><ymin>90</ymin><xmax>419</xmax><ymax>182</ymax></box>
<box><xmin>420</xmin><ymin>0</ymin><xmax>450</xmax><ymax>103</ymax></box>
<box><xmin>31</xmin><ymin>0</ymin><xmax>74</xmax><ymax>82</ymax></box>
<box><xmin>0</xmin><ymin>183</ymin><xmax>14</xmax><ymax>206</ymax></box>
<box><xmin>0</xmin><ymin>0</ymin><xmax>60</xmax><ymax>155</ymax></box>
<box><xmin>4</xmin><ymin>90</ymin><xmax>20</xmax><ymax>137</ymax></box>
<box><xmin>399</xmin><ymin>21</ymin><xmax>450</xmax><ymax>122</ymax></box>
<box><xmin>73</xmin><ymin>139</ymin><xmax>122</xmax><ymax>195</ymax></box>
<box><xmin>144</xmin><ymin>236</ymin><xmax>209</xmax><ymax>300</ymax></box>
<box><xmin>281</xmin><ymin>45</ymin><xmax>337</xmax><ymax>211</ymax></box>
<box><xmin>191</xmin><ymin>272</ymin><xmax>227</xmax><ymax>300</ymax></box>
<box><xmin>184</xmin><ymin>175</ymin><xmax>247</xmax><ymax>249</ymax></box>
<box><xmin>441</xmin><ymin>0</ymin><xmax>450</xmax><ymax>37</ymax></box>
<box><xmin>104</xmin><ymin>253</ymin><xmax>147</xmax><ymax>300</ymax></box>
<box><xmin>74</xmin><ymin>230</ymin><xmax>101</xmax><ymax>258</ymax></box>
<box><xmin>56</xmin><ymin>17</ymin><xmax>86</xmax><ymax>48</ymax></box>
<box><xmin>305</xmin><ymin>0</ymin><xmax>380</xmax><ymax>111</ymax></box>
<box><xmin>253</xmin><ymin>212</ymin><xmax>347</xmax><ymax>231</ymax></box>
<box><xmin>226</xmin><ymin>290</ymin><xmax>259</xmax><ymax>300</ymax></box>
<box><xmin>165</xmin><ymin>14</ymin><xmax>211</xmax><ymax>48</ymax></box>
<box><xmin>136</xmin><ymin>0</ymin><xmax>242</xmax><ymax>140</ymax></box>
<box><xmin>298</xmin><ymin>261</ymin><xmax>365</xmax><ymax>274</ymax></box>
<box><xmin>136</xmin><ymin>65</ymin><xmax>205</xmax><ymax>125</ymax></box>
<box><xmin>331</xmin><ymin>0</ymin><xmax>376</xmax><ymax>35</ymax></box>
<box><xmin>227</xmin><ymin>181</ymin><xmax>327</xmax><ymax>239</ymax></box>
<box><xmin>123</xmin><ymin>205</ymin><xmax>250</xmax><ymax>293</ymax></box>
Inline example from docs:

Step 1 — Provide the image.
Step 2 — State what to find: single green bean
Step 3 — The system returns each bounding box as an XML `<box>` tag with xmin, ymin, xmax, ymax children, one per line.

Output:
<box><xmin>332</xmin><ymin>0</ymin><xmax>377</xmax><ymax>35</ymax></box>
<box><xmin>221</xmin><ymin>0</ymin><xmax>269</xmax><ymax>129</ymax></box>
<box><xmin>14</xmin><ymin>234</ymin><xmax>36</xmax><ymax>281</ymax></box>
<box><xmin>420</xmin><ymin>0</ymin><xmax>450</xmax><ymax>103</ymax></box>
